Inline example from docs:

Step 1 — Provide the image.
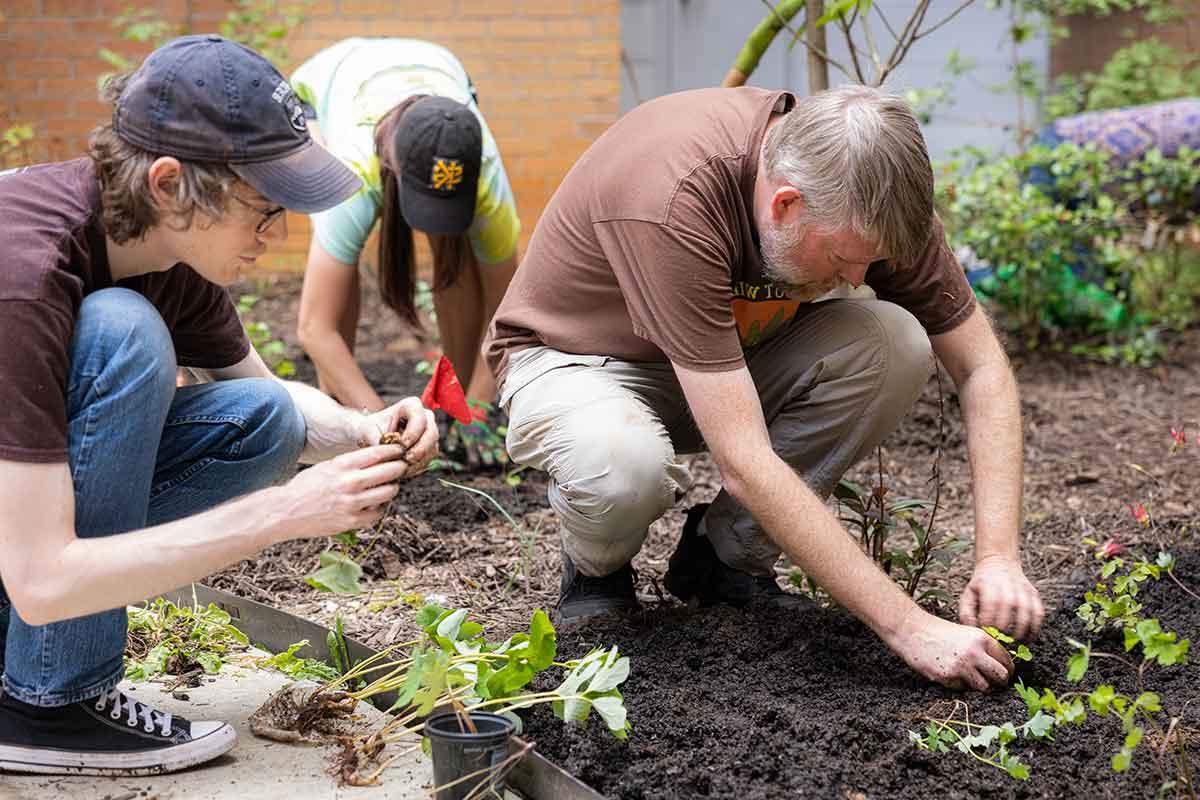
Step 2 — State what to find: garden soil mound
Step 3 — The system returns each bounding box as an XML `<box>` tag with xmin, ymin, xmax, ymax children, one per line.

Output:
<box><xmin>524</xmin><ymin>549</ymin><xmax>1200</xmax><ymax>800</ymax></box>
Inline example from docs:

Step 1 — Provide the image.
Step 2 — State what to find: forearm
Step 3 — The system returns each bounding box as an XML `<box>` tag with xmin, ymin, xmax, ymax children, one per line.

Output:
<box><xmin>280</xmin><ymin>378</ymin><xmax>364</xmax><ymax>463</ymax></box>
<box><xmin>957</xmin><ymin>361</ymin><xmax>1024</xmax><ymax>561</ymax></box>
<box><xmin>728</xmin><ymin>450</ymin><xmax>920</xmax><ymax>643</ymax></box>
<box><xmin>300</xmin><ymin>328</ymin><xmax>385</xmax><ymax>413</ymax></box>
<box><xmin>26</xmin><ymin>488</ymin><xmax>287</xmax><ymax>625</ymax></box>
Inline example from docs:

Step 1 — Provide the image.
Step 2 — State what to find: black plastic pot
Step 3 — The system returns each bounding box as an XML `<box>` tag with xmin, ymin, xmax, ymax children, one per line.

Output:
<box><xmin>425</xmin><ymin>711</ymin><xmax>516</xmax><ymax>800</ymax></box>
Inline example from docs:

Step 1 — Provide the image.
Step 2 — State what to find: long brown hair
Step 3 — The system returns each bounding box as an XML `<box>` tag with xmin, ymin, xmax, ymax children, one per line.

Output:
<box><xmin>375</xmin><ymin>96</ymin><xmax>474</xmax><ymax>328</ymax></box>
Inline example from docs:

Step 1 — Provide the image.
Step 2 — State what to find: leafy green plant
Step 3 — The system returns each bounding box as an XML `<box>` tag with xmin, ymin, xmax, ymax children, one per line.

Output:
<box><xmin>913</xmin><ymin>545</ymin><xmax>1193</xmax><ymax>791</ymax></box>
<box><xmin>938</xmin><ymin>142</ymin><xmax>1200</xmax><ymax>363</ymax></box>
<box><xmin>305</xmin><ymin>550</ymin><xmax>365</xmax><ymax>594</ymax></box>
<box><xmin>1045</xmin><ymin>38</ymin><xmax>1200</xmax><ymax>120</ymax></box>
<box><xmin>97</xmin><ymin>6</ymin><xmax>177</xmax><ymax>91</ymax></box>
<box><xmin>268</xmin><ymin>604</ymin><xmax>631</xmax><ymax>785</ymax></box>
<box><xmin>832</xmin><ymin>455</ymin><xmax>966</xmax><ymax>603</ymax></box>
<box><xmin>236</xmin><ymin>293</ymin><xmax>297</xmax><ymax>378</ymax></box>
<box><xmin>1</xmin><ymin>120</ymin><xmax>34</xmax><ymax>170</ymax></box>
<box><xmin>124</xmin><ymin>597</ymin><xmax>250</xmax><ymax>680</ymax></box>
<box><xmin>219</xmin><ymin>0</ymin><xmax>312</xmax><ymax>70</ymax></box>
<box><xmin>984</xmin><ymin>626</ymin><xmax>1033</xmax><ymax>662</ymax></box>
<box><xmin>258</xmin><ymin>640</ymin><xmax>343</xmax><ymax>682</ymax></box>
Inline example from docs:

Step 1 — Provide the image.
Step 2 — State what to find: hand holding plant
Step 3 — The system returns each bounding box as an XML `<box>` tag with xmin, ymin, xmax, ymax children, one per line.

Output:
<box><xmin>889</xmin><ymin>609</ymin><xmax>1015</xmax><ymax>692</ymax></box>
<box><xmin>960</xmin><ymin>554</ymin><xmax>1045</xmax><ymax>642</ymax></box>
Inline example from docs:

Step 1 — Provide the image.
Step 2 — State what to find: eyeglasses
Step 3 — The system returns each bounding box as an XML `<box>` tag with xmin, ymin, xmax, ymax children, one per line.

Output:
<box><xmin>232</xmin><ymin>195</ymin><xmax>287</xmax><ymax>235</ymax></box>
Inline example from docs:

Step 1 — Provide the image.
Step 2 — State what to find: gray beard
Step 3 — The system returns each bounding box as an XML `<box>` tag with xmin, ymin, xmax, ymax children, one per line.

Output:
<box><xmin>759</xmin><ymin>223</ymin><xmax>841</xmax><ymax>301</ymax></box>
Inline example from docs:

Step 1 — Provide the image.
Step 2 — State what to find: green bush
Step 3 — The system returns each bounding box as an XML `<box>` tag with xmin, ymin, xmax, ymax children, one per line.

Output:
<box><xmin>1045</xmin><ymin>38</ymin><xmax>1200</xmax><ymax>120</ymax></box>
<box><xmin>937</xmin><ymin>142</ymin><xmax>1200</xmax><ymax>363</ymax></box>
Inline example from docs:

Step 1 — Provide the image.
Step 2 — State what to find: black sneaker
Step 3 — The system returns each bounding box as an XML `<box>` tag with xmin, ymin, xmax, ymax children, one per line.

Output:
<box><xmin>664</xmin><ymin>504</ymin><xmax>811</xmax><ymax>610</ymax></box>
<box><xmin>556</xmin><ymin>552</ymin><xmax>639</xmax><ymax>624</ymax></box>
<box><xmin>0</xmin><ymin>686</ymin><xmax>236</xmax><ymax>776</ymax></box>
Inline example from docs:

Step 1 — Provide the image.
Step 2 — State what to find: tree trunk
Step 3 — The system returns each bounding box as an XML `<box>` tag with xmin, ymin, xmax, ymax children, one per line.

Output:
<box><xmin>722</xmin><ymin>0</ymin><xmax>806</xmax><ymax>88</ymax></box>
<box><xmin>806</xmin><ymin>0</ymin><xmax>829</xmax><ymax>93</ymax></box>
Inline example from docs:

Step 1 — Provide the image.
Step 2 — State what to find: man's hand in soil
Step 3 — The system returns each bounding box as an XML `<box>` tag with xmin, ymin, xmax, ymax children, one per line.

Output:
<box><xmin>278</xmin><ymin>444</ymin><xmax>414</xmax><ymax>536</ymax></box>
<box><xmin>958</xmin><ymin>554</ymin><xmax>1044</xmax><ymax>642</ymax></box>
<box><xmin>352</xmin><ymin>397</ymin><xmax>439</xmax><ymax>472</ymax></box>
<box><xmin>890</xmin><ymin>610</ymin><xmax>1015</xmax><ymax>692</ymax></box>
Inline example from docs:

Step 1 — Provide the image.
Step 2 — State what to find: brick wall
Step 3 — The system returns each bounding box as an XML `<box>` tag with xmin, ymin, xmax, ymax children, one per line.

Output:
<box><xmin>0</xmin><ymin>0</ymin><xmax>622</xmax><ymax>272</ymax></box>
<box><xmin>1050</xmin><ymin>0</ymin><xmax>1199</xmax><ymax>79</ymax></box>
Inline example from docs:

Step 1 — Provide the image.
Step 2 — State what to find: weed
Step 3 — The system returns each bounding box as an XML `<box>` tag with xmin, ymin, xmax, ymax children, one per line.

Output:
<box><xmin>124</xmin><ymin>597</ymin><xmax>249</xmax><ymax>681</ymax></box>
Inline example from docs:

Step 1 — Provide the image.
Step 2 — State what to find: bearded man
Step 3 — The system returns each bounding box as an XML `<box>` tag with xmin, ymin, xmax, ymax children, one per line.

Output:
<box><xmin>483</xmin><ymin>85</ymin><xmax>1043</xmax><ymax>692</ymax></box>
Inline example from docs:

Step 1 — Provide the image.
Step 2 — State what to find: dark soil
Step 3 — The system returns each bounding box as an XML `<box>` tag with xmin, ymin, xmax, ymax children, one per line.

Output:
<box><xmin>213</xmin><ymin>275</ymin><xmax>1200</xmax><ymax>797</ymax></box>
<box><xmin>524</xmin><ymin>549</ymin><xmax>1200</xmax><ymax>800</ymax></box>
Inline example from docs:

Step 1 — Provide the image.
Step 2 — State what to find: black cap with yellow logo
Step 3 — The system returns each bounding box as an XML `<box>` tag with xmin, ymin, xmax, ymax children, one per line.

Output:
<box><xmin>396</xmin><ymin>96</ymin><xmax>482</xmax><ymax>236</ymax></box>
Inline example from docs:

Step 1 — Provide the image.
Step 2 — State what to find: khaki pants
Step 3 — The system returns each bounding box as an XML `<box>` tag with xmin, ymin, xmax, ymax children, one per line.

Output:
<box><xmin>500</xmin><ymin>299</ymin><xmax>933</xmax><ymax>577</ymax></box>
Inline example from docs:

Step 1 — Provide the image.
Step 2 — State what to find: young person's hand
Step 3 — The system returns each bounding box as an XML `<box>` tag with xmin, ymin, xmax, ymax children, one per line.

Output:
<box><xmin>354</xmin><ymin>397</ymin><xmax>439</xmax><ymax>472</ymax></box>
<box><xmin>274</xmin><ymin>444</ymin><xmax>412</xmax><ymax>539</ymax></box>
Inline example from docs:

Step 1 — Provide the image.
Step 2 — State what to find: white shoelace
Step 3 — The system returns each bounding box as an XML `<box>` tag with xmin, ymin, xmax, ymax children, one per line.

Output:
<box><xmin>93</xmin><ymin>687</ymin><xmax>173</xmax><ymax>736</ymax></box>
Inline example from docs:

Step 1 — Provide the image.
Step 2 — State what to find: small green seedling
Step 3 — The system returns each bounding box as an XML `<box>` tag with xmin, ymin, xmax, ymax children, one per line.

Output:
<box><xmin>983</xmin><ymin>626</ymin><xmax>1033</xmax><ymax>662</ymax></box>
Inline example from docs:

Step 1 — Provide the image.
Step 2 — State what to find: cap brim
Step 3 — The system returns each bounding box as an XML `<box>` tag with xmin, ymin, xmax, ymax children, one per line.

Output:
<box><xmin>399</xmin><ymin>181</ymin><xmax>475</xmax><ymax>236</ymax></box>
<box><xmin>231</xmin><ymin>140</ymin><xmax>361</xmax><ymax>214</ymax></box>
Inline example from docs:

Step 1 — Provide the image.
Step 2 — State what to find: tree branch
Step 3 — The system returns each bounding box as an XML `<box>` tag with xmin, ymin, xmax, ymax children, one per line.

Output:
<box><xmin>912</xmin><ymin>0</ymin><xmax>978</xmax><ymax>43</ymax></box>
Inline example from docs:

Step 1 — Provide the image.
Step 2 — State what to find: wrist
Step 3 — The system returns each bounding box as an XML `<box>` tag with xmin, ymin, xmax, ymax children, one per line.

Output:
<box><xmin>878</xmin><ymin>600</ymin><xmax>929</xmax><ymax>651</ymax></box>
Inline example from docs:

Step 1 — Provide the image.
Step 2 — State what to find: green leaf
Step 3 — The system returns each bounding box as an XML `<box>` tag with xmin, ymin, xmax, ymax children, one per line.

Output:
<box><xmin>1088</xmin><ymin>685</ymin><xmax>1117</xmax><ymax>716</ymax></box>
<box><xmin>1125</xmin><ymin>726</ymin><xmax>1144</xmax><ymax>749</ymax></box>
<box><xmin>983</xmin><ymin>626</ymin><xmax>1014</xmax><ymax>644</ymax></box>
<box><xmin>1066</xmin><ymin>643</ymin><xmax>1091</xmax><ymax>683</ymax></box>
<box><xmin>1014</xmin><ymin>644</ymin><xmax>1033</xmax><ymax>661</ymax></box>
<box><xmin>1133</xmin><ymin>692</ymin><xmax>1161</xmax><ymax>713</ymax></box>
<box><xmin>1156</xmin><ymin>551</ymin><xmax>1175</xmax><ymax>570</ymax></box>
<box><xmin>1024</xmin><ymin>710</ymin><xmax>1055</xmax><ymax>739</ymax></box>
<box><xmin>526</xmin><ymin>609</ymin><xmax>557</xmax><ymax>671</ymax></box>
<box><xmin>195</xmin><ymin>651</ymin><xmax>223</xmax><ymax>674</ymax></box>
<box><xmin>1014</xmin><ymin>679</ymin><xmax>1041</xmax><ymax>716</ymax></box>
<box><xmin>591</xmin><ymin>695</ymin><xmax>630</xmax><ymax>739</ymax></box>
<box><xmin>1112</xmin><ymin>750</ymin><xmax>1132</xmax><ymax>772</ymax></box>
<box><xmin>304</xmin><ymin>551</ymin><xmax>363</xmax><ymax>594</ymax></box>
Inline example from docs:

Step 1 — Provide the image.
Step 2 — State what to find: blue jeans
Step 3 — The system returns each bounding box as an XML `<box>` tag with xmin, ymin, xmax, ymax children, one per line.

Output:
<box><xmin>0</xmin><ymin>288</ymin><xmax>306</xmax><ymax>706</ymax></box>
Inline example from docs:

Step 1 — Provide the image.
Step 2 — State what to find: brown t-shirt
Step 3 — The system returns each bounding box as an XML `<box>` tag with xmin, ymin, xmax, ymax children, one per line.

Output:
<box><xmin>484</xmin><ymin>87</ymin><xmax>974</xmax><ymax>383</ymax></box>
<box><xmin>0</xmin><ymin>158</ymin><xmax>250</xmax><ymax>463</ymax></box>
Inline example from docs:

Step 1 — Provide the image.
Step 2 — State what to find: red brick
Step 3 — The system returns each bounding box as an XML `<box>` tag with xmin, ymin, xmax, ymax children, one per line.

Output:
<box><xmin>0</xmin><ymin>40</ymin><xmax>41</xmax><ymax>59</ymax></box>
<box><xmin>517</xmin><ymin>0</ymin><xmax>576</xmax><ymax>14</ymax></box>
<box><xmin>425</xmin><ymin>19</ymin><xmax>488</xmax><ymax>40</ymax></box>
<box><xmin>0</xmin><ymin>77</ymin><xmax>40</xmax><ymax>96</ymax></box>
<box><xmin>489</xmin><ymin>19</ymin><xmax>545</xmax><ymax>38</ymax></box>
<box><xmin>0</xmin><ymin>0</ymin><xmax>42</xmax><ymax>17</ymax></box>
<box><xmin>544</xmin><ymin>18</ymin><xmax>592</xmax><ymax>39</ymax></box>
<box><xmin>6</xmin><ymin>18</ymin><xmax>72</xmax><ymax>38</ymax></box>
<box><xmin>11</xmin><ymin>58</ymin><xmax>72</xmax><ymax>79</ymax></box>
<box><xmin>459</xmin><ymin>0</ymin><xmax>515</xmax><ymax>16</ymax></box>
<box><xmin>42</xmin><ymin>0</ymin><xmax>97</xmax><ymax>15</ymax></box>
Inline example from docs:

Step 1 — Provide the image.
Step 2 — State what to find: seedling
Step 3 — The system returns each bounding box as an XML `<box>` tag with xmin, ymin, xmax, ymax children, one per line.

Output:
<box><xmin>983</xmin><ymin>626</ymin><xmax>1033</xmax><ymax>662</ymax></box>
<box><xmin>912</xmin><ymin>544</ymin><xmax>1193</xmax><ymax>795</ymax></box>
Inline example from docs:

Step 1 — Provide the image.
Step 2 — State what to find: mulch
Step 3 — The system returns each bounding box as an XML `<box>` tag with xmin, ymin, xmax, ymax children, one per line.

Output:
<box><xmin>210</xmin><ymin>273</ymin><xmax>1200</xmax><ymax>797</ymax></box>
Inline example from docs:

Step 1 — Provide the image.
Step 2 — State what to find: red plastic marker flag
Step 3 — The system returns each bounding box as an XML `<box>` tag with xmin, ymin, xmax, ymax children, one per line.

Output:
<box><xmin>421</xmin><ymin>355</ymin><xmax>473</xmax><ymax>426</ymax></box>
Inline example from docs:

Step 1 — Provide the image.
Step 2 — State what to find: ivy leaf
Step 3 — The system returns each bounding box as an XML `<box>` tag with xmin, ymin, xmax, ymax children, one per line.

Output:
<box><xmin>1066</xmin><ymin>642</ymin><xmax>1091</xmax><ymax>683</ymax></box>
<box><xmin>304</xmin><ymin>551</ymin><xmax>363</xmax><ymax>594</ymax></box>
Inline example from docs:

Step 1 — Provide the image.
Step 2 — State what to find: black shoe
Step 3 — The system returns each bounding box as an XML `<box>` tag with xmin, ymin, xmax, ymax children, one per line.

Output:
<box><xmin>0</xmin><ymin>686</ymin><xmax>235</xmax><ymax>776</ymax></box>
<box><xmin>556</xmin><ymin>553</ymin><xmax>639</xmax><ymax>624</ymax></box>
<box><xmin>664</xmin><ymin>504</ymin><xmax>810</xmax><ymax>610</ymax></box>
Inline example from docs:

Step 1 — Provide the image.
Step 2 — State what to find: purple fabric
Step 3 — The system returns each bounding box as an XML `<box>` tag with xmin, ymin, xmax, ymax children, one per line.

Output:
<box><xmin>1053</xmin><ymin>97</ymin><xmax>1200</xmax><ymax>164</ymax></box>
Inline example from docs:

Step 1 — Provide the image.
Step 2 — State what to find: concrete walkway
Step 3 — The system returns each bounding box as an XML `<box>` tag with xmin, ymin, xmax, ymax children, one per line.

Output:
<box><xmin>0</xmin><ymin>663</ymin><xmax>431</xmax><ymax>800</ymax></box>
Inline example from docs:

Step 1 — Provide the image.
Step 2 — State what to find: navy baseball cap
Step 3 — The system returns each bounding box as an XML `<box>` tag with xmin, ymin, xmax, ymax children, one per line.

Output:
<box><xmin>397</xmin><ymin>96</ymin><xmax>482</xmax><ymax>236</ymax></box>
<box><xmin>113</xmin><ymin>34</ymin><xmax>360</xmax><ymax>214</ymax></box>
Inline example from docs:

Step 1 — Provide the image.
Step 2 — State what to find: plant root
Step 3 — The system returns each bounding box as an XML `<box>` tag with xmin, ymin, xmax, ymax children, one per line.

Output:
<box><xmin>248</xmin><ymin>683</ymin><xmax>363</xmax><ymax>744</ymax></box>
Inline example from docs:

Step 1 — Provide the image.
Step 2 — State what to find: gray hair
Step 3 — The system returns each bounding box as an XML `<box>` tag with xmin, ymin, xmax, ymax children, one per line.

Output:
<box><xmin>762</xmin><ymin>84</ymin><xmax>934</xmax><ymax>265</ymax></box>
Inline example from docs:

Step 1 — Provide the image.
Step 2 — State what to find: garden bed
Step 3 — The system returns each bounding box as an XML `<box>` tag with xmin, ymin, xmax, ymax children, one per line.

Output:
<box><xmin>213</xmin><ymin>274</ymin><xmax>1200</xmax><ymax>797</ymax></box>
